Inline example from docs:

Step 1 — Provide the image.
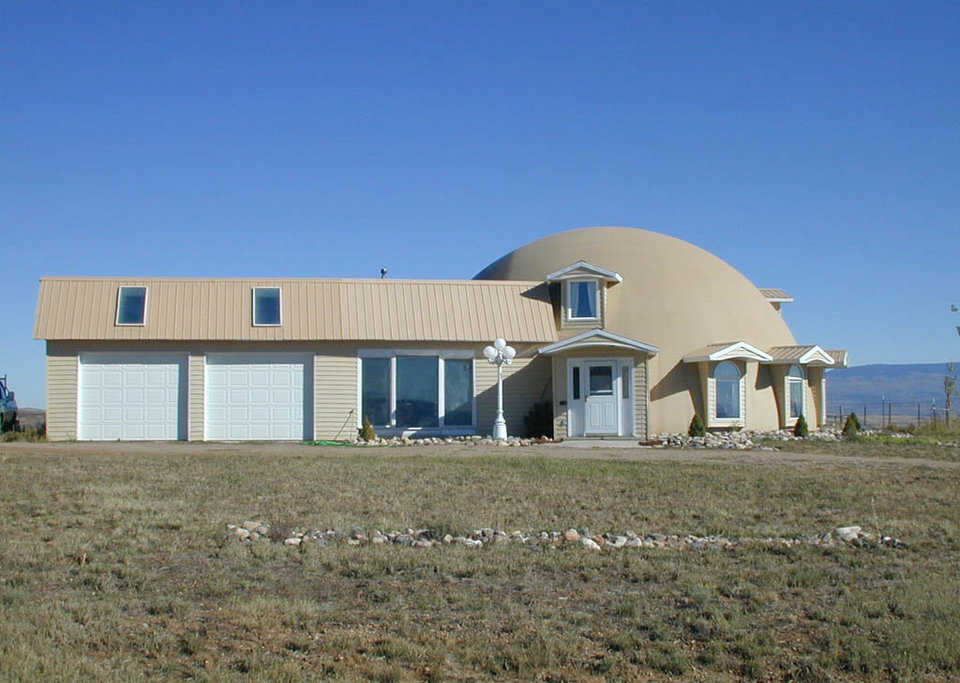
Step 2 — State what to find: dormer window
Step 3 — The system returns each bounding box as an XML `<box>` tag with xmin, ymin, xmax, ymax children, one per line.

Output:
<box><xmin>568</xmin><ymin>280</ymin><xmax>599</xmax><ymax>320</ymax></box>
<box><xmin>116</xmin><ymin>286</ymin><xmax>147</xmax><ymax>326</ymax></box>
<box><xmin>253</xmin><ymin>287</ymin><xmax>281</xmax><ymax>326</ymax></box>
<box><xmin>546</xmin><ymin>261</ymin><xmax>622</xmax><ymax>329</ymax></box>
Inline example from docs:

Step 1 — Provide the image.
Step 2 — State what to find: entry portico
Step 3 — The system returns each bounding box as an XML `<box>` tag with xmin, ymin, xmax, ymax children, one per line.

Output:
<box><xmin>539</xmin><ymin>329</ymin><xmax>659</xmax><ymax>438</ymax></box>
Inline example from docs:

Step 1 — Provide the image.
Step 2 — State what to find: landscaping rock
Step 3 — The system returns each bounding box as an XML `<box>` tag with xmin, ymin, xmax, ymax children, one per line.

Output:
<box><xmin>833</xmin><ymin>526</ymin><xmax>862</xmax><ymax>542</ymax></box>
<box><xmin>581</xmin><ymin>537</ymin><xmax>602</xmax><ymax>551</ymax></box>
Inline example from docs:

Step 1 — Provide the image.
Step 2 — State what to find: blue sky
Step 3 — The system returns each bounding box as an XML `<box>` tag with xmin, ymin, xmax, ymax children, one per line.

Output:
<box><xmin>3</xmin><ymin>1</ymin><xmax>958</xmax><ymax>408</ymax></box>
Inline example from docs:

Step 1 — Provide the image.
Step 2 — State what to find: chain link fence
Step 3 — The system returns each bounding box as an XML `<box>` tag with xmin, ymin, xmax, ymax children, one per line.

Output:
<box><xmin>827</xmin><ymin>401</ymin><xmax>953</xmax><ymax>430</ymax></box>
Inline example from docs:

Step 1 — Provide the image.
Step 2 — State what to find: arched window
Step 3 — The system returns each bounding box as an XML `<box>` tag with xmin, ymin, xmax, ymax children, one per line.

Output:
<box><xmin>715</xmin><ymin>361</ymin><xmax>741</xmax><ymax>419</ymax></box>
<box><xmin>788</xmin><ymin>364</ymin><xmax>805</xmax><ymax>418</ymax></box>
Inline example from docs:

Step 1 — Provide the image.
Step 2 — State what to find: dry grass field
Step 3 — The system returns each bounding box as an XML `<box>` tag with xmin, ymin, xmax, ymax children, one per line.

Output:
<box><xmin>1</xmin><ymin>440</ymin><xmax>958</xmax><ymax>680</ymax></box>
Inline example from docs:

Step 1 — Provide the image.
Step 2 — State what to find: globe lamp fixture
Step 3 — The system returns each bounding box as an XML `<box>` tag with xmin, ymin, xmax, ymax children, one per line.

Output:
<box><xmin>483</xmin><ymin>338</ymin><xmax>516</xmax><ymax>440</ymax></box>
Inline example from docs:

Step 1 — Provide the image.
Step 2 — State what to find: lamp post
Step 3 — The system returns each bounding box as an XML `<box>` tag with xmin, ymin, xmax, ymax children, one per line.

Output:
<box><xmin>483</xmin><ymin>338</ymin><xmax>516</xmax><ymax>440</ymax></box>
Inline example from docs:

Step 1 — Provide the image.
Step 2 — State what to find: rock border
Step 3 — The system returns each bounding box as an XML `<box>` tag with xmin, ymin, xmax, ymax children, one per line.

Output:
<box><xmin>330</xmin><ymin>428</ymin><xmax>956</xmax><ymax>450</ymax></box>
<box><xmin>226</xmin><ymin>522</ymin><xmax>906</xmax><ymax>552</ymax></box>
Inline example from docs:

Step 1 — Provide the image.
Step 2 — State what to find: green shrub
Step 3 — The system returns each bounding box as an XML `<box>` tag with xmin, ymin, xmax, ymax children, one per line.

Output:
<box><xmin>793</xmin><ymin>414</ymin><xmax>809</xmax><ymax>438</ymax></box>
<box><xmin>523</xmin><ymin>401</ymin><xmax>554</xmax><ymax>438</ymax></box>
<box><xmin>842</xmin><ymin>413</ymin><xmax>861</xmax><ymax>439</ymax></box>
<box><xmin>359</xmin><ymin>416</ymin><xmax>376</xmax><ymax>442</ymax></box>
<box><xmin>688</xmin><ymin>414</ymin><xmax>706</xmax><ymax>437</ymax></box>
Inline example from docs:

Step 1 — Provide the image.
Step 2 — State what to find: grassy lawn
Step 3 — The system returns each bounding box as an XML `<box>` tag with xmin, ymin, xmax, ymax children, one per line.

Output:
<box><xmin>760</xmin><ymin>430</ymin><xmax>960</xmax><ymax>462</ymax></box>
<box><xmin>1</xmin><ymin>442</ymin><xmax>958</xmax><ymax>680</ymax></box>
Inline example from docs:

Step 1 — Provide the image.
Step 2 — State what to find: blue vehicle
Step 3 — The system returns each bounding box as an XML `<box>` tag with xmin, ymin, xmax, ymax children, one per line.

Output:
<box><xmin>0</xmin><ymin>375</ymin><xmax>17</xmax><ymax>432</ymax></box>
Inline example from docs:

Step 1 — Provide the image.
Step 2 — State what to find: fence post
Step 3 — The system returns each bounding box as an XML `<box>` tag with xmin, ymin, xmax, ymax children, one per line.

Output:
<box><xmin>917</xmin><ymin>402</ymin><xmax>921</xmax><ymax>425</ymax></box>
<box><xmin>864</xmin><ymin>404</ymin><xmax>867</xmax><ymax>429</ymax></box>
<box><xmin>888</xmin><ymin>402</ymin><xmax>892</xmax><ymax>428</ymax></box>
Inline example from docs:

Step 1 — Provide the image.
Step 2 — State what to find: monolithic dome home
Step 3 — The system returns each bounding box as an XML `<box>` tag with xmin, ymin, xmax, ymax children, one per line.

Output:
<box><xmin>35</xmin><ymin>227</ymin><xmax>846</xmax><ymax>442</ymax></box>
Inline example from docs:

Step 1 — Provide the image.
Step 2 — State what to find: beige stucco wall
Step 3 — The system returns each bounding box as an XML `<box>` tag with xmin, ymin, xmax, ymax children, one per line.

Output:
<box><xmin>475</xmin><ymin>227</ymin><xmax>800</xmax><ymax>433</ymax></box>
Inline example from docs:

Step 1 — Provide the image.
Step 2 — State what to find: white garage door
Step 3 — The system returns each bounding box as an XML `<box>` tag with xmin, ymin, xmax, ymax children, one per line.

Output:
<box><xmin>78</xmin><ymin>354</ymin><xmax>186</xmax><ymax>441</ymax></box>
<box><xmin>204</xmin><ymin>354</ymin><xmax>312</xmax><ymax>441</ymax></box>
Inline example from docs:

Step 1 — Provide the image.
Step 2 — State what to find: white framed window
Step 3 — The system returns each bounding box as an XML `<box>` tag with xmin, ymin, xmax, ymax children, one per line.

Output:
<box><xmin>252</xmin><ymin>287</ymin><xmax>281</xmax><ymax>326</ymax></box>
<box><xmin>714</xmin><ymin>361</ymin><xmax>742</xmax><ymax>420</ymax></box>
<box><xmin>567</xmin><ymin>279</ymin><xmax>599</xmax><ymax>320</ymax></box>
<box><xmin>358</xmin><ymin>350</ymin><xmax>476</xmax><ymax>432</ymax></box>
<box><xmin>116</xmin><ymin>286</ymin><xmax>147</xmax><ymax>326</ymax></box>
<box><xmin>788</xmin><ymin>364</ymin><xmax>805</xmax><ymax>418</ymax></box>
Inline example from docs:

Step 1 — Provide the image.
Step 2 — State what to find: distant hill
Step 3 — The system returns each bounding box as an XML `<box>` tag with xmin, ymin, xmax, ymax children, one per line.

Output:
<box><xmin>16</xmin><ymin>408</ymin><xmax>45</xmax><ymax>429</ymax></box>
<box><xmin>827</xmin><ymin>363</ymin><xmax>958</xmax><ymax>407</ymax></box>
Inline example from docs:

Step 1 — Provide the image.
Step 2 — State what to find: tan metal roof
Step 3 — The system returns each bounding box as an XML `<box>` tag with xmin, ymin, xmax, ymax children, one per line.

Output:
<box><xmin>826</xmin><ymin>349</ymin><xmax>848</xmax><ymax>368</ymax></box>
<box><xmin>759</xmin><ymin>288</ymin><xmax>794</xmax><ymax>302</ymax></box>
<box><xmin>34</xmin><ymin>278</ymin><xmax>559</xmax><ymax>343</ymax></box>
<box><xmin>766</xmin><ymin>345</ymin><xmax>816</xmax><ymax>362</ymax></box>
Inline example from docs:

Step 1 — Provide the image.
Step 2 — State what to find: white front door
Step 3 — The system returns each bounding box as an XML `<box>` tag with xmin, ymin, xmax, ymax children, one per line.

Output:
<box><xmin>584</xmin><ymin>363</ymin><xmax>618</xmax><ymax>435</ymax></box>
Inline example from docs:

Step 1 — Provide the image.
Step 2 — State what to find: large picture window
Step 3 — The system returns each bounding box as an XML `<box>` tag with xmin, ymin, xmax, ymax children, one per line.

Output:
<box><xmin>788</xmin><ymin>364</ymin><xmax>805</xmax><ymax>418</ymax></box>
<box><xmin>444</xmin><ymin>359</ymin><xmax>473</xmax><ymax>426</ymax></box>
<box><xmin>359</xmin><ymin>352</ymin><xmax>475</xmax><ymax>431</ymax></box>
<box><xmin>361</xmin><ymin>358</ymin><xmax>390</xmax><ymax>426</ymax></box>
<box><xmin>714</xmin><ymin>361</ymin><xmax>741</xmax><ymax>419</ymax></box>
<box><xmin>396</xmin><ymin>356</ymin><xmax>439</xmax><ymax>428</ymax></box>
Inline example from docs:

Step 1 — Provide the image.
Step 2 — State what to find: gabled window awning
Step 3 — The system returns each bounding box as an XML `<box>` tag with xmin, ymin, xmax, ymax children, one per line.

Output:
<box><xmin>682</xmin><ymin>341</ymin><xmax>774</xmax><ymax>363</ymax></box>
<box><xmin>763</xmin><ymin>345</ymin><xmax>838</xmax><ymax>366</ymax></box>
<box><xmin>538</xmin><ymin>329</ymin><xmax>658</xmax><ymax>356</ymax></box>
<box><xmin>759</xmin><ymin>288</ymin><xmax>794</xmax><ymax>304</ymax></box>
<box><xmin>545</xmin><ymin>261</ymin><xmax>623</xmax><ymax>284</ymax></box>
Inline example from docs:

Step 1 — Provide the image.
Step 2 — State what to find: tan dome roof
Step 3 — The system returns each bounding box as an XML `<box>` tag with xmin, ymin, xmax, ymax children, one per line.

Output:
<box><xmin>475</xmin><ymin>226</ymin><xmax>797</xmax><ymax>353</ymax></box>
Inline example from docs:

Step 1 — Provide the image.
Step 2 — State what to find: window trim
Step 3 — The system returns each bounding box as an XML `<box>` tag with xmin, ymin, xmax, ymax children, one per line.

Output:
<box><xmin>115</xmin><ymin>286</ymin><xmax>148</xmax><ymax>326</ymax></box>
<box><xmin>566</xmin><ymin>279</ymin><xmax>601</xmax><ymax>321</ymax></box>
<box><xmin>356</xmin><ymin>349</ymin><xmax>477</xmax><ymax>435</ymax></box>
<box><xmin>787</xmin><ymin>364</ymin><xmax>805</xmax><ymax>420</ymax></box>
<box><xmin>252</xmin><ymin>287</ymin><xmax>282</xmax><ymax>327</ymax></box>
<box><xmin>711</xmin><ymin>360</ymin><xmax>744</xmax><ymax>425</ymax></box>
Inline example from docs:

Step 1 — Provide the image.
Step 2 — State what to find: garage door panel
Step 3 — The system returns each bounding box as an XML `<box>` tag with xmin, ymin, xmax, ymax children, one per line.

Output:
<box><xmin>205</xmin><ymin>355</ymin><xmax>311</xmax><ymax>441</ymax></box>
<box><xmin>79</xmin><ymin>355</ymin><xmax>185</xmax><ymax>441</ymax></box>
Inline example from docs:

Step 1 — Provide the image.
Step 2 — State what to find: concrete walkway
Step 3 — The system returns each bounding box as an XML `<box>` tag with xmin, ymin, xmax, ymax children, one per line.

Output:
<box><xmin>551</xmin><ymin>439</ymin><xmax>644</xmax><ymax>448</ymax></box>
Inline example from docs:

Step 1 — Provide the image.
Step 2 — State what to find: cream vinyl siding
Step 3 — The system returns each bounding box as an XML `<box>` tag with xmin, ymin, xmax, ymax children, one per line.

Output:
<box><xmin>46</xmin><ymin>351</ymin><xmax>78</xmax><ymax>440</ymax></box>
<box><xmin>634</xmin><ymin>359</ymin><xmax>648</xmax><ymax>439</ymax></box>
<box><xmin>315</xmin><ymin>346</ymin><xmax>359</xmax><ymax>441</ymax></box>
<box><xmin>188</xmin><ymin>355</ymin><xmax>204</xmax><ymax>441</ymax></box>
<box><xmin>475</xmin><ymin>349</ymin><xmax>552</xmax><ymax>436</ymax></box>
<box><xmin>34</xmin><ymin>278</ymin><xmax>557</xmax><ymax>343</ymax></box>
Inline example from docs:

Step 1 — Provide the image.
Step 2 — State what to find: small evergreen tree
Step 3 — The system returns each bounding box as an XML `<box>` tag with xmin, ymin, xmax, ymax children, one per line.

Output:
<box><xmin>842</xmin><ymin>412</ymin><xmax>861</xmax><ymax>439</ymax></box>
<box><xmin>688</xmin><ymin>414</ymin><xmax>706</xmax><ymax>437</ymax></box>
<box><xmin>359</xmin><ymin>416</ymin><xmax>376</xmax><ymax>442</ymax></box>
<box><xmin>793</xmin><ymin>414</ymin><xmax>809</xmax><ymax>438</ymax></box>
<box><xmin>523</xmin><ymin>401</ymin><xmax>554</xmax><ymax>438</ymax></box>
